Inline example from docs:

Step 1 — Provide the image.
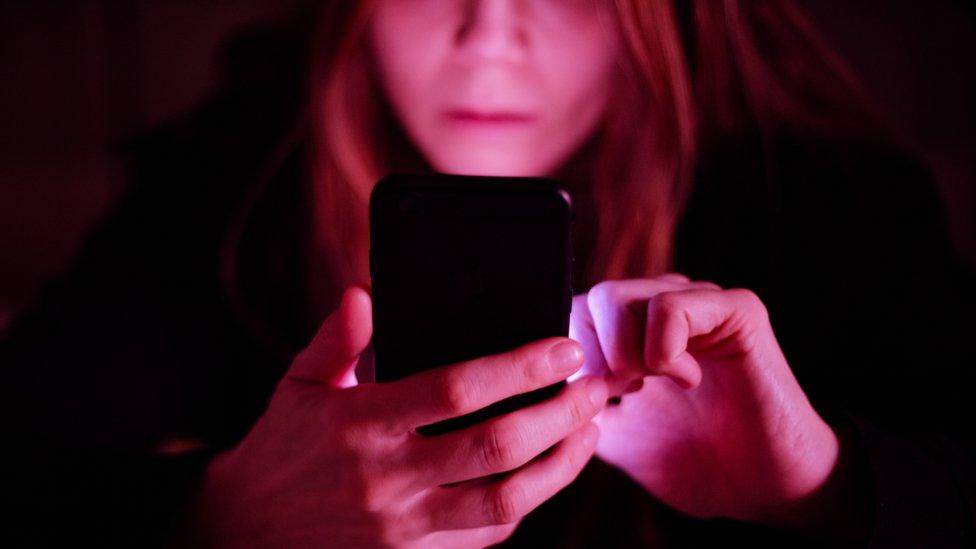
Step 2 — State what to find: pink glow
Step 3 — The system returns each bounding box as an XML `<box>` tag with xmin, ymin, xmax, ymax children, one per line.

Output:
<box><xmin>369</xmin><ymin>0</ymin><xmax>623</xmax><ymax>177</ymax></box>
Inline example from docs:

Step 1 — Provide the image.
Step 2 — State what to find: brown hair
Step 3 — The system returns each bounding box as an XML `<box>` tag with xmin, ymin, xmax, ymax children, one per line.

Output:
<box><xmin>305</xmin><ymin>0</ymin><xmax>880</xmax><ymax>300</ymax></box>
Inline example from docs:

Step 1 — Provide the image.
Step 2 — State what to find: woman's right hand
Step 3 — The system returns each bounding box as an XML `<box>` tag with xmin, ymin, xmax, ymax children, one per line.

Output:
<box><xmin>187</xmin><ymin>285</ymin><xmax>608</xmax><ymax>548</ymax></box>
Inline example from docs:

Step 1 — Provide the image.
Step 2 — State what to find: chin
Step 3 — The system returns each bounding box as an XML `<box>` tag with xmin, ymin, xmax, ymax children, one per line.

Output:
<box><xmin>429</xmin><ymin>153</ymin><xmax>557</xmax><ymax>179</ymax></box>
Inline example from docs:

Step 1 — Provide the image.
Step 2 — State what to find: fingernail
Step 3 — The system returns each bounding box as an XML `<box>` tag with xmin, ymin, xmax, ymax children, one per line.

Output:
<box><xmin>587</xmin><ymin>378</ymin><xmax>608</xmax><ymax>407</ymax></box>
<box><xmin>548</xmin><ymin>340</ymin><xmax>583</xmax><ymax>371</ymax></box>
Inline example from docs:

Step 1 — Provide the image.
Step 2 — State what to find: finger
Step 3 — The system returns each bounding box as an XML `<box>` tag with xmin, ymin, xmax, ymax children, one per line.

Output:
<box><xmin>285</xmin><ymin>285</ymin><xmax>373</xmax><ymax>388</ymax></box>
<box><xmin>586</xmin><ymin>278</ymin><xmax>697</xmax><ymax>380</ymax></box>
<box><xmin>659</xmin><ymin>272</ymin><xmax>724</xmax><ymax>292</ymax></box>
<box><xmin>481</xmin><ymin>522</ymin><xmax>521</xmax><ymax>547</ymax></box>
<box><xmin>568</xmin><ymin>293</ymin><xmax>610</xmax><ymax>380</ymax></box>
<box><xmin>367</xmin><ymin>336</ymin><xmax>586</xmax><ymax>433</ymax></box>
<box><xmin>419</xmin><ymin>421</ymin><xmax>600</xmax><ymax>530</ymax></box>
<box><xmin>414</xmin><ymin>522</ymin><xmax>520</xmax><ymax>549</ymax></box>
<box><xmin>569</xmin><ymin>293</ymin><xmax>636</xmax><ymax>398</ymax></box>
<box><xmin>402</xmin><ymin>376</ymin><xmax>608</xmax><ymax>488</ymax></box>
<box><xmin>657</xmin><ymin>272</ymin><xmax>692</xmax><ymax>284</ymax></box>
<box><xmin>643</xmin><ymin>287</ymin><xmax>762</xmax><ymax>389</ymax></box>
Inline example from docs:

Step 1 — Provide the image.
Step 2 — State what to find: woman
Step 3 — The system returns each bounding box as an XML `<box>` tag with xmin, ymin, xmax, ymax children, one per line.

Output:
<box><xmin>3</xmin><ymin>0</ymin><xmax>974</xmax><ymax>547</ymax></box>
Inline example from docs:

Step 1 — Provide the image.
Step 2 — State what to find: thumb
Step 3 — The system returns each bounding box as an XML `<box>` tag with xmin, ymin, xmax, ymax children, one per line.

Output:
<box><xmin>286</xmin><ymin>285</ymin><xmax>373</xmax><ymax>388</ymax></box>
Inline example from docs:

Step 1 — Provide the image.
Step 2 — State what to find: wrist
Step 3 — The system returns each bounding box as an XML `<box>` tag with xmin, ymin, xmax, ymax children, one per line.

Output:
<box><xmin>753</xmin><ymin>418</ymin><xmax>874</xmax><ymax>542</ymax></box>
<box><xmin>165</xmin><ymin>449</ymin><xmax>247</xmax><ymax>548</ymax></box>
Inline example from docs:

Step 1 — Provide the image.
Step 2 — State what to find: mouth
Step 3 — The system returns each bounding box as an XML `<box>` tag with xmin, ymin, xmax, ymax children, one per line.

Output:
<box><xmin>444</xmin><ymin>108</ymin><xmax>537</xmax><ymax>124</ymax></box>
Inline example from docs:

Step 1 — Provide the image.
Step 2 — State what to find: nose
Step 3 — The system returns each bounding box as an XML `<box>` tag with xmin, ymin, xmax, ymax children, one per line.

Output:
<box><xmin>454</xmin><ymin>0</ymin><xmax>529</xmax><ymax>65</ymax></box>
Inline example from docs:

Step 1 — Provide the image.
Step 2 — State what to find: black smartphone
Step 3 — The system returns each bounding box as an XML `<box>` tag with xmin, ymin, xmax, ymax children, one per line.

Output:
<box><xmin>369</xmin><ymin>172</ymin><xmax>575</xmax><ymax>436</ymax></box>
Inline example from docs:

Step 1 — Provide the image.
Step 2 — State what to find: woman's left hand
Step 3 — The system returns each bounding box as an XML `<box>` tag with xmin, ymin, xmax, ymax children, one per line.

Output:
<box><xmin>569</xmin><ymin>274</ymin><xmax>844</xmax><ymax>527</ymax></box>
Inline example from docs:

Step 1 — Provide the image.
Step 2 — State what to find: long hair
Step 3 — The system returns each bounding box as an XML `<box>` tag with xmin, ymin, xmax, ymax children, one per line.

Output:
<box><xmin>306</xmin><ymin>0</ymin><xmax>881</xmax><ymax>302</ymax></box>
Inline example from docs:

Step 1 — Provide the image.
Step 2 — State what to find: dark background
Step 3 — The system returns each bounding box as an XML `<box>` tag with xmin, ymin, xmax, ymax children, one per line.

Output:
<box><xmin>1</xmin><ymin>0</ymin><xmax>974</xmax><ymax>333</ymax></box>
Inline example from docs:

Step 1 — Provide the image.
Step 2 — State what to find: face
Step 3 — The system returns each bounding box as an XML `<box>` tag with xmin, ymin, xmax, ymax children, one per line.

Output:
<box><xmin>369</xmin><ymin>0</ymin><xmax>622</xmax><ymax>177</ymax></box>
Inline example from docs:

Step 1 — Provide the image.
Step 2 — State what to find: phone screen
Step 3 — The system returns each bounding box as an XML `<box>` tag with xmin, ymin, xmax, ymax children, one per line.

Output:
<box><xmin>369</xmin><ymin>173</ymin><xmax>574</xmax><ymax>435</ymax></box>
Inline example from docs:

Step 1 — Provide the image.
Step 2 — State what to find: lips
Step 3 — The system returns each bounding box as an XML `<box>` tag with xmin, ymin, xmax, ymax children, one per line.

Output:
<box><xmin>445</xmin><ymin>109</ymin><xmax>536</xmax><ymax>123</ymax></box>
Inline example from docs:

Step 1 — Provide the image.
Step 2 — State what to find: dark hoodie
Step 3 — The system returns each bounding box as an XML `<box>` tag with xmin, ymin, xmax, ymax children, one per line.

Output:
<box><xmin>2</xmin><ymin>10</ymin><xmax>975</xmax><ymax>549</ymax></box>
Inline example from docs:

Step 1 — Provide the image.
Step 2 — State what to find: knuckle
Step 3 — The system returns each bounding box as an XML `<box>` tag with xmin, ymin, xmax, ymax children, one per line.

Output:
<box><xmin>648</xmin><ymin>291</ymin><xmax>680</xmax><ymax>319</ymax></box>
<box><xmin>564</xmin><ymin>435</ymin><xmax>589</xmax><ymax>472</ymax></box>
<box><xmin>589</xmin><ymin>280</ymin><xmax>618</xmax><ymax>303</ymax></box>
<box><xmin>698</xmin><ymin>280</ymin><xmax>723</xmax><ymax>291</ymax></box>
<box><xmin>566</xmin><ymin>448</ymin><xmax>584</xmax><ymax>474</ymax></box>
<box><xmin>518</xmin><ymin>345</ymin><xmax>552</xmax><ymax>386</ymax></box>
<box><xmin>567</xmin><ymin>389</ymin><xmax>592</xmax><ymax>427</ymax></box>
<box><xmin>433</xmin><ymin>369</ymin><xmax>476</xmax><ymax>415</ymax></box>
<box><xmin>484</xmin><ymin>482</ymin><xmax>526</xmax><ymax>524</ymax></box>
<box><xmin>481</xmin><ymin>422</ymin><xmax>524</xmax><ymax>471</ymax></box>
<box><xmin>584</xmin><ymin>288</ymin><xmax>600</xmax><ymax>315</ymax></box>
<box><xmin>349</xmin><ymin>462</ymin><xmax>388</xmax><ymax>512</ymax></box>
<box><xmin>351</xmin><ymin>392</ymin><xmax>400</xmax><ymax>437</ymax></box>
<box><xmin>358</xmin><ymin>467</ymin><xmax>409</xmax><ymax>517</ymax></box>
<box><xmin>729</xmin><ymin>288</ymin><xmax>769</xmax><ymax>319</ymax></box>
<box><xmin>333</xmin><ymin>411</ymin><xmax>377</xmax><ymax>454</ymax></box>
<box><xmin>662</xmin><ymin>271</ymin><xmax>692</xmax><ymax>283</ymax></box>
<box><xmin>588</xmin><ymin>280</ymin><xmax>608</xmax><ymax>296</ymax></box>
<box><xmin>727</xmin><ymin>287</ymin><xmax>758</xmax><ymax>303</ymax></box>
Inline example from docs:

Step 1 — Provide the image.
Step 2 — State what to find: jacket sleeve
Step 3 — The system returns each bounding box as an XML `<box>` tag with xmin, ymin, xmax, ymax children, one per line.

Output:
<box><xmin>839</xmin><ymin>160</ymin><xmax>976</xmax><ymax>547</ymax></box>
<box><xmin>0</xmin><ymin>24</ymin><xmax>312</xmax><ymax>543</ymax></box>
<box><xmin>837</xmin><ymin>409</ymin><xmax>976</xmax><ymax>547</ymax></box>
<box><xmin>774</xmin><ymin>140</ymin><xmax>976</xmax><ymax>547</ymax></box>
<box><xmin>0</xmin><ymin>167</ymin><xmax>220</xmax><ymax>546</ymax></box>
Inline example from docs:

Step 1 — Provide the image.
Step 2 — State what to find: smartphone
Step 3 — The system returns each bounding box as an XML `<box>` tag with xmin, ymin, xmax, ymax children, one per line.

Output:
<box><xmin>369</xmin><ymin>172</ymin><xmax>575</xmax><ymax>436</ymax></box>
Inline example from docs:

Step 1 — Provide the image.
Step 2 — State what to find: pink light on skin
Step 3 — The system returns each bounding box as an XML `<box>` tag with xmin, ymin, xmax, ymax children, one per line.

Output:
<box><xmin>369</xmin><ymin>0</ymin><xmax>623</xmax><ymax>177</ymax></box>
<box><xmin>443</xmin><ymin>108</ymin><xmax>538</xmax><ymax>141</ymax></box>
<box><xmin>568</xmin><ymin>277</ymin><xmax>857</xmax><ymax>534</ymax></box>
<box><xmin>444</xmin><ymin>109</ymin><xmax>536</xmax><ymax>123</ymax></box>
<box><xmin>568</xmin><ymin>292</ymin><xmax>637</xmax><ymax>397</ymax></box>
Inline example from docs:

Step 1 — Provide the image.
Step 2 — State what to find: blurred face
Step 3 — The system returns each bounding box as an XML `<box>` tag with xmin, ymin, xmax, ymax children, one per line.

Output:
<box><xmin>369</xmin><ymin>0</ymin><xmax>622</xmax><ymax>177</ymax></box>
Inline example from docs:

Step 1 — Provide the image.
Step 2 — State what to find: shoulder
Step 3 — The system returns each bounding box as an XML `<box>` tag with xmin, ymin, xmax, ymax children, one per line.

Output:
<box><xmin>677</xmin><ymin>131</ymin><xmax>948</xmax><ymax>289</ymax></box>
<box><xmin>0</xmin><ymin>15</ymin><xmax>315</xmax><ymax>453</ymax></box>
<box><xmin>88</xmin><ymin>17</ymin><xmax>314</xmax><ymax>276</ymax></box>
<box><xmin>767</xmin><ymin>132</ymin><xmax>961</xmax><ymax>282</ymax></box>
<box><xmin>121</xmin><ymin>16</ymin><xmax>311</xmax><ymax>199</ymax></box>
<box><xmin>762</xmin><ymin>133</ymin><xmax>975</xmax><ymax>428</ymax></box>
<box><xmin>772</xmin><ymin>133</ymin><xmax>943</xmax><ymax>225</ymax></box>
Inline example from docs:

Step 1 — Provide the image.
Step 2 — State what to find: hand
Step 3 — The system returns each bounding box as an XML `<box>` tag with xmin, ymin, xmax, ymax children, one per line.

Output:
<box><xmin>186</xmin><ymin>286</ymin><xmax>608</xmax><ymax>548</ymax></box>
<box><xmin>569</xmin><ymin>274</ymin><xmax>847</xmax><ymax>529</ymax></box>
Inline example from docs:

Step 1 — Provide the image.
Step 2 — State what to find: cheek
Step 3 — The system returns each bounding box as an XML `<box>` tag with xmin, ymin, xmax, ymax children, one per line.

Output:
<box><xmin>369</xmin><ymin>6</ymin><xmax>446</xmax><ymax>129</ymax></box>
<box><xmin>536</xmin><ymin>33</ymin><xmax>619</xmax><ymax>139</ymax></box>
